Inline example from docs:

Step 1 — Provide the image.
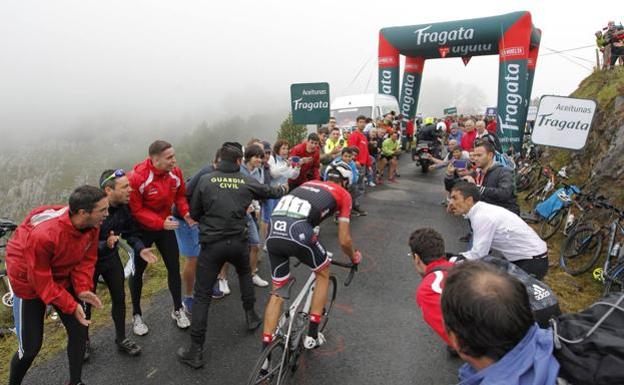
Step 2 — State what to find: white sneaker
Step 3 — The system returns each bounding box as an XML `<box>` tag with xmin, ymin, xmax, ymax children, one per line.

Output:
<box><xmin>303</xmin><ymin>332</ymin><xmax>326</xmax><ymax>350</ymax></box>
<box><xmin>219</xmin><ymin>278</ymin><xmax>231</xmax><ymax>295</ymax></box>
<box><xmin>252</xmin><ymin>274</ymin><xmax>269</xmax><ymax>287</ymax></box>
<box><xmin>172</xmin><ymin>308</ymin><xmax>191</xmax><ymax>329</ymax></box>
<box><xmin>368</xmin><ymin>181</ymin><xmax>376</xmax><ymax>187</ymax></box>
<box><xmin>133</xmin><ymin>315</ymin><xmax>149</xmax><ymax>336</ymax></box>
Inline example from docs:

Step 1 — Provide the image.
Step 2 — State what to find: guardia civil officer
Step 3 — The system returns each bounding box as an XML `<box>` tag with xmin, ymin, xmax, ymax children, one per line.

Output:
<box><xmin>177</xmin><ymin>142</ymin><xmax>288</xmax><ymax>369</ymax></box>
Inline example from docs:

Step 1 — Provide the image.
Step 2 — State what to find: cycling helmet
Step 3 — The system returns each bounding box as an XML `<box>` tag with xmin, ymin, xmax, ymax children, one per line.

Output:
<box><xmin>326</xmin><ymin>161</ymin><xmax>353</xmax><ymax>188</ymax></box>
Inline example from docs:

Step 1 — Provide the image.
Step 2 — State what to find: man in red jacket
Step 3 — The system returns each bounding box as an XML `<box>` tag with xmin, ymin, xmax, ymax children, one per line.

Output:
<box><xmin>6</xmin><ymin>185</ymin><xmax>107</xmax><ymax>385</ymax></box>
<box><xmin>460</xmin><ymin>119</ymin><xmax>477</xmax><ymax>152</ymax></box>
<box><xmin>348</xmin><ymin>115</ymin><xmax>372</xmax><ymax>215</ymax></box>
<box><xmin>128</xmin><ymin>140</ymin><xmax>195</xmax><ymax>335</ymax></box>
<box><xmin>408</xmin><ymin>227</ymin><xmax>454</xmax><ymax>347</ymax></box>
<box><xmin>287</xmin><ymin>133</ymin><xmax>321</xmax><ymax>190</ymax></box>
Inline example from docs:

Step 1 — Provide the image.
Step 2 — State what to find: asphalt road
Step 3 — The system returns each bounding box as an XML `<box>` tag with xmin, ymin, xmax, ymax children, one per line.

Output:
<box><xmin>25</xmin><ymin>157</ymin><xmax>468</xmax><ymax>385</ymax></box>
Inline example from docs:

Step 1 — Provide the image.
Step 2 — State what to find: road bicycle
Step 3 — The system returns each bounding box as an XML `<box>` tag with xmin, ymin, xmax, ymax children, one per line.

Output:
<box><xmin>560</xmin><ymin>202</ymin><xmax>624</xmax><ymax>294</ymax></box>
<box><xmin>246</xmin><ymin>257</ymin><xmax>357</xmax><ymax>385</ymax></box>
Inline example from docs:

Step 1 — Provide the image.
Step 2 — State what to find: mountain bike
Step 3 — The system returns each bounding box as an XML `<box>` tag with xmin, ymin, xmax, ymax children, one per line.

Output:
<box><xmin>246</xmin><ymin>257</ymin><xmax>357</xmax><ymax>385</ymax></box>
<box><xmin>560</xmin><ymin>202</ymin><xmax>624</xmax><ymax>293</ymax></box>
<box><xmin>525</xmin><ymin>166</ymin><xmax>569</xmax><ymax>207</ymax></box>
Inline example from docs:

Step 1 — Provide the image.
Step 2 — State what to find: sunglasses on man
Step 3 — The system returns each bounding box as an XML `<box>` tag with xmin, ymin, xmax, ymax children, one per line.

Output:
<box><xmin>100</xmin><ymin>169</ymin><xmax>126</xmax><ymax>187</ymax></box>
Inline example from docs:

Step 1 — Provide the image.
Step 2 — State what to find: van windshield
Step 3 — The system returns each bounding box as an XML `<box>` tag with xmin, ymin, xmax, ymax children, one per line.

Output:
<box><xmin>331</xmin><ymin>107</ymin><xmax>372</xmax><ymax>128</ymax></box>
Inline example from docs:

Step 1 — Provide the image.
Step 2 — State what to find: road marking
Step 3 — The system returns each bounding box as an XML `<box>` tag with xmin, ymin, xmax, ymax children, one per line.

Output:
<box><xmin>147</xmin><ymin>368</ymin><xmax>158</xmax><ymax>378</ymax></box>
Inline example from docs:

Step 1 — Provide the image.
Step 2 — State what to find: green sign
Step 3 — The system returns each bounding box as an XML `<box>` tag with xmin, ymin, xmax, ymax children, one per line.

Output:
<box><xmin>444</xmin><ymin>107</ymin><xmax>457</xmax><ymax>115</ymax></box>
<box><xmin>290</xmin><ymin>82</ymin><xmax>330</xmax><ymax>125</ymax></box>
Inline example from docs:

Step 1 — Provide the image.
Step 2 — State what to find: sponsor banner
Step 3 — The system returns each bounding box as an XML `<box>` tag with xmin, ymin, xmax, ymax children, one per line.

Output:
<box><xmin>444</xmin><ymin>107</ymin><xmax>457</xmax><ymax>115</ymax></box>
<box><xmin>531</xmin><ymin>95</ymin><xmax>596</xmax><ymax>150</ymax></box>
<box><xmin>461</xmin><ymin>56</ymin><xmax>472</xmax><ymax>66</ymax></box>
<box><xmin>485</xmin><ymin>107</ymin><xmax>497</xmax><ymax>116</ymax></box>
<box><xmin>378</xmin><ymin>66</ymin><xmax>400</xmax><ymax>99</ymax></box>
<box><xmin>497</xmin><ymin>59</ymin><xmax>529</xmax><ymax>153</ymax></box>
<box><xmin>399</xmin><ymin>61</ymin><xmax>424</xmax><ymax>120</ymax></box>
<box><xmin>290</xmin><ymin>82</ymin><xmax>330</xmax><ymax>125</ymax></box>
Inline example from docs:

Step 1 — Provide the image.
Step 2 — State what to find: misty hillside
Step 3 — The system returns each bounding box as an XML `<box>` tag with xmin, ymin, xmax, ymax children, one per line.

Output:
<box><xmin>540</xmin><ymin>67</ymin><xmax>624</xmax><ymax>203</ymax></box>
<box><xmin>0</xmin><ymin>111</ymin><xmax>286</xmax><ymax>221</ymax></box>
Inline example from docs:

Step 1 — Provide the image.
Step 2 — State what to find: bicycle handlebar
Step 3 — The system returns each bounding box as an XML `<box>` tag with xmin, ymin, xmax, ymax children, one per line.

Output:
<box><xmin>330</xmin><ymin>260</ymin><xmax>358</xmax><ymax>287</ymax></box>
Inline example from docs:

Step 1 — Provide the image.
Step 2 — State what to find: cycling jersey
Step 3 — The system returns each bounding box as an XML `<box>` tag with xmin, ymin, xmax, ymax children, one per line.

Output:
<box><xmin>267</xmin><ymin>180</ymin><xmax>351</xmax><ymax>286</ymax></box>
<box><xmin>271</xmin><ymin>180</ymin><xmax>352</xmax><ymax>226</ymax></box>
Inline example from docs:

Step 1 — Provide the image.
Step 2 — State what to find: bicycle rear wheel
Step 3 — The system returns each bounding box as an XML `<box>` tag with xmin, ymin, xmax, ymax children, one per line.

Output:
<box><xmin>560</xmin><ymin>226</ymin><xmax>603</xmax><ymax>276</ymax></box>
<box><xmin>539</xmin><ymin>209</ymin><xmax>566</xmax><ymax>240</ymax></box>
<box><xmin>246</xmin><ymin>337</ymin><xmax>289</xmax><ymax>385</ymax></box>
<box><xmin>319</xmin><ymin>275</ymin><xmax>337</xmax><ymax>333</ymax></box>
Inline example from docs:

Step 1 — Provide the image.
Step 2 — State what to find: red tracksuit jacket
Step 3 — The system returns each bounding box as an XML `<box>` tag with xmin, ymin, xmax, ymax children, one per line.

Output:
<box><xmin>5</xmin><ymin>205</ymin><xmax>99</xmax><ymax>315</ymax></box>
<box><xmin>348</xmin><ymin>130</ymin><xmax>372</xmax><ymax>167</ymax></box>
<box><xmin>128</xmin><ymin>158</ymin><xmax>189</xmax><ymax>231</ymax></box>
<box><xmin>415</xmin><ymin>259</ymin><xmax>454</xmax><ymax>346</ymax></box>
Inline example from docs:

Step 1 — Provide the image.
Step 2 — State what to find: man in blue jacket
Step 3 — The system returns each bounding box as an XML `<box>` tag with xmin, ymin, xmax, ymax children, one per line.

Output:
<box><xmin>441</xmin><ymin>261</ymin><xmax>560</xmax><ymax>385</ymax></box>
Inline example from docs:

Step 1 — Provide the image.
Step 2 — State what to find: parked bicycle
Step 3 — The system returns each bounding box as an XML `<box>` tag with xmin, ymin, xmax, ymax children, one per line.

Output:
<box><xmin>246</xmin><ymin>257</ymin><xmax>357</xmax><ymax>385</ymax></box>
<box><xmin>525</xmin><ymin>166</ymin><xmax>569</xmax><ymax>206</ymax></box>
<box><xmin>560</xmin><ymin>201</ymin><xmax>624</xmax><ymax>294</ymax></box>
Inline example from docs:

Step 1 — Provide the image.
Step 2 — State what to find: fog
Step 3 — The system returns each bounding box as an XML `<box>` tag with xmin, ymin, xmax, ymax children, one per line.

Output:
<box><xmin>0</xmin><ymin>0</ymin><xmax>611</xmax><ymax>147</ymax></box>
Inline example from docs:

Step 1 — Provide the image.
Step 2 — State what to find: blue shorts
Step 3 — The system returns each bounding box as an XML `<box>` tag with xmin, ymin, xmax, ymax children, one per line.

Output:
<box><xmin>262</xmin><ymin>199</ymin><xmax>278</xmax><ymax>223</ymax></box>
<box><xmin>247</xmin><ymin>214</ymin><xmax>261</xmax><ymax>246</ymax></box>
<box><xmin>174</xmin><ymin>218</ymin><xmax>200</xmax><ymax>257</ymax></box>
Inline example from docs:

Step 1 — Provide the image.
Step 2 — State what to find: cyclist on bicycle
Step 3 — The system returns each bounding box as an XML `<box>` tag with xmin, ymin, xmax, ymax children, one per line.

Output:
<box><xmin>261</xmin><ymin>161</ymin><xmax>362</xmax><ymax>351</ymax></box>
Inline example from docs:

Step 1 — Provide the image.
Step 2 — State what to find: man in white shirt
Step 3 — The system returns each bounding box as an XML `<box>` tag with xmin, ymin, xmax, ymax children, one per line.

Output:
<box><xmin>448</xmin><ymin>181</ymin><xmax>548</xmax><ymax>279</ymax></box>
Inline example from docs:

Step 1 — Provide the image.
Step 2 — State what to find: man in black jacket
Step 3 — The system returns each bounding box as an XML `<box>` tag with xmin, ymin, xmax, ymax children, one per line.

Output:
<box><xmin>85</xmin><ymin>169</ymin><xmax>158</xmax><ymax>359</ymax></box>
<box><xmin>177</xmin><ymin>142</ymin><xmax>288</xmax><ymax>369</ymax></box>
<box><xmin>462</xmin><ymin>141</ymin><xmax>519</xmax><ymax>214</ymax></box>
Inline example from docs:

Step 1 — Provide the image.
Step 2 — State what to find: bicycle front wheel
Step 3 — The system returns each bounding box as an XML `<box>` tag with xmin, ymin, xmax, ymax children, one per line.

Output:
<box><xmin>560</xmin><ymin>226</ymin><xmax>603</xmax><ymax>276</ymax></box>
<box><xmin>319</xmin><ymin>275</ymin><xmax>337</xmax><ymax>333</ymax></box>
<box><xmin>247</xmin><ymin>337</ymin><xmax>289</xmax><ymax>385</ymax></box>
<box><xmin>539</xmin><ymin>209</ymin><xmax>565</xmax><ymax>240</ymax></box>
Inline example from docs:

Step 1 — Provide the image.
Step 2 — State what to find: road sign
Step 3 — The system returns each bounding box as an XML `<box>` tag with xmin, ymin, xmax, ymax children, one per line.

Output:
<box><xmin>443</xmin><ymin>107</ymin><xmax>457</xmax><ymax>115</ymax></box>
<box><xmin>531</xmin><ymin>95</ymin><xmax>597</xmax><ymax>150</ymax></box>
<box><xmin>290</xmin><ymin>82</ymin><xmax>330</xmax><ymax>125</ymax></box>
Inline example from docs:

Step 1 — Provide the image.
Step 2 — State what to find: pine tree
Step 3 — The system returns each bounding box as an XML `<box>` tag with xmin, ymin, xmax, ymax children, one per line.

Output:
<box><xmin>277</xmin><ymin>113</ymin><xmax>307</xmax><ymax>146</ymax></box>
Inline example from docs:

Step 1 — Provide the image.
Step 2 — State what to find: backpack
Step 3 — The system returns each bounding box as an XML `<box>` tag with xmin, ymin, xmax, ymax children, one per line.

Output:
<box><xmin>482</xmin><ymin>256</ymin><xmax>561</xmax><ymax>327</ymax></box>
<box><xmin>432</xmin><ymin>256</ymin><xmax>561</xmax><ymax>327</ymax></box>
<box><xmin>494</xmin><ymin>151</ymin><xmax>516</xmax><ymax>170</ymax></box>
<box><xmin>535</xmin><ymin>185</ymin><xmax>580</xmax><ymax>220</ymax></box>
<box><xmin>552</xmin><ymin>292</ymin><xmax>624</xmax><ymax>385</ymax></box>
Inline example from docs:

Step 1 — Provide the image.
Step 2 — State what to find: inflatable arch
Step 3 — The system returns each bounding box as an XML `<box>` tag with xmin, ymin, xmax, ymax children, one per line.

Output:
<box><xmin>379</xmin><ymin>11</ymin><xmax>541</xmax><ymax>151</ymax></box>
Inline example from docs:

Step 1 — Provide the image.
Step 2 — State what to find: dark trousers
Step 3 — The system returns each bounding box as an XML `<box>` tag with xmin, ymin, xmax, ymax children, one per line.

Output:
<box><xmin>513</xmin><ymin>257</ymin><xmax>548</xmax><ymax>280</ymax></box>
<box><xmin>85</xmin><ymin>255</ymin><xmax>126</xmax><ymax>341</ymax></box>
<box><xmin>130</xmin><ymin>229</ymin><xmax>182</xmax><ymax>315</ymax></box>
<box><xmin>10</xmin><ymin>294</ymin><xmax>87</xmax><ymax>385</ymax></box>
<box><xmin>190</xmin><ymin>237</ymin><xmax>255</xmax><ymax>346</ymax></box>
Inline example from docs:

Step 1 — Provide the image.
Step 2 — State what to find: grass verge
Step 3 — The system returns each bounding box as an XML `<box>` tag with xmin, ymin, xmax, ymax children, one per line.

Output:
<box><xmin>0</xmin><ymin>253</ymin><xmax>170</xmax><ymax>383</ymax></box>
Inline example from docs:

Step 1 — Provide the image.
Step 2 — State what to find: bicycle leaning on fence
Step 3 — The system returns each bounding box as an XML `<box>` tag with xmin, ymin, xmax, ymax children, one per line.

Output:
<box><xmin>246</xmin><ymin>255</ymin><xmax>357</xmax><ymax>385</ymax></box>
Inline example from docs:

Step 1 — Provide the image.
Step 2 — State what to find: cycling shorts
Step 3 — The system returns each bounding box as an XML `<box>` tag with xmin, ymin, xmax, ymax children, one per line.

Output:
<box><xmin>266</xmin><ymin>216</ymin><xmax>330</xmax><ymax>287</ymax></box>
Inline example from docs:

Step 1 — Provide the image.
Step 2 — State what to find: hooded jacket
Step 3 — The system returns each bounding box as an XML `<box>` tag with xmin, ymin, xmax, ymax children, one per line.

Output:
<box><xmin>5</xmin><ymin>205</ymin><xmax>98</xmax><ymax>314</ymax></box>
<box><xmin>128</xmin><ymin>158</ymin><xmax>189</xmax><ymax>231</ymax></box>
<box><xmin>190</xmin><ymin>160</ymin><xmax>287</xmax><ymax>244</ymax></box>
<box><xmin>458</xmin><ymin>324</ymin><xmax>560</xmax><ymax>385</ymax></box>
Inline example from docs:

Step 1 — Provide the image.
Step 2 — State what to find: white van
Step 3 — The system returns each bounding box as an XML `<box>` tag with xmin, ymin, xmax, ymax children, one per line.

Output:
<box><xmin>330</xmin><ymin>93</ymin><xmax>400</xmax><ymax>129</ymax></box>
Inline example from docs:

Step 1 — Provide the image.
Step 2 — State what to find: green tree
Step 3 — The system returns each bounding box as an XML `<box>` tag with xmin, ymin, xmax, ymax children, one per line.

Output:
<box><xmin>276</xmin><ymin>113</ymin><xmax>307</xmax><ymax>146</ymax></box>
